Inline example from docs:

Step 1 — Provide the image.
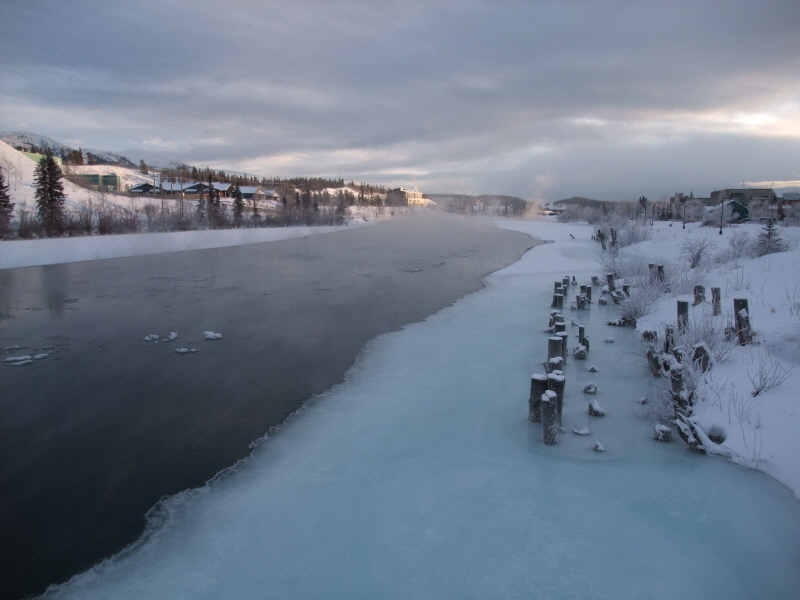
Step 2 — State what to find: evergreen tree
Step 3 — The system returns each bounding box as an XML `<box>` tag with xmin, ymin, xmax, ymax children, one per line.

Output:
<box><xmin>34</xmin><ymin>152</ymin><xmax>66</xmax><ymax>236</ymax></box>
<box><xmin>139</xmin><ymin>160</ymin><xmax>148</xmax><ymax>175</ymax></box>
<box><xmin>0</xmin><ymin>166</ymin><xmax>15</xmax><ymax>235</ymax></box>
<box><xmin>755</xmin><ymin>219</ymin><xmax>787</xmax><ymax>256</ymax></box>
<box><xmin>232</xmin><ymin>181</ymin><xmax>244</xmax><ymax>226</ymax></box>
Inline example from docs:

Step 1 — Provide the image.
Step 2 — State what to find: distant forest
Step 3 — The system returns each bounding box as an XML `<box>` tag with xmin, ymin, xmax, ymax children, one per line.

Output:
<box><xmin>427</xmin><ymin>194</ymin><xmax>530</xmax><ymax>216</ymax></box>
<box><xmin>552</xmin><ymin>196</ymin><xmax>610</xmax><ymax>211</ymax></box>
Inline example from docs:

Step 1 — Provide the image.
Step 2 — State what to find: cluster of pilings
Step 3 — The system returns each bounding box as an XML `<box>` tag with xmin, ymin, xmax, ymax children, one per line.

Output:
<box><xmin>643</xmin><ymin>296</ymin><xmax>754</xmax><ymax>451</ymax></box>
<box><xmin>531</xmin><ymin>276</ymin><xmax>597</xmax><ymax>445</ymax></box>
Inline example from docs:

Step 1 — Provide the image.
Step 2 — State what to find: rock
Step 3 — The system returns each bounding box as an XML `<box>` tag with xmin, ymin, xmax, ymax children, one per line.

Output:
<box><xmin>573</xmin><ymin>345</ymin><xmax>587</xmax><ymax>360</ymax></box>
<box><xmin>591</xmin><ymin>440</ymin><xmax>605</xmax><ymax>452</ymax></box>
<box><xmin>588</xmin><ymin>366</ymin><xmax>598</xmax><ymax>372</ymax></box>
<box><xmin>653</xmin><ymin>423</ymin><xmax>672</xmax><ymax>442</ymax></box>
<box><xmin>588</xmin><ymin>399</ymin><xmax>605</xmax><ymax>416</ymax></box>
<box><xmin>604</xmin><ymin>337</ymin><xmax>615</xmax><ymax>343</ymax></box>
<box><xmin>573</xmin><ymin>426</ymin><xmax>590</xmax><ymax>436</ymax></box>
<box><xmin>583</xmin><ymin>382</ymin><xmax>597</xmax><ymax>394</ymax></box>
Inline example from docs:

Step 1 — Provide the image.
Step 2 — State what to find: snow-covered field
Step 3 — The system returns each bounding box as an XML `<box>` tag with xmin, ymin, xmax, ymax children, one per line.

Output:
<box><xmin>27</xmin><ymin>218</ymin><xmax>800</xmax><ymax>599</ymax></box>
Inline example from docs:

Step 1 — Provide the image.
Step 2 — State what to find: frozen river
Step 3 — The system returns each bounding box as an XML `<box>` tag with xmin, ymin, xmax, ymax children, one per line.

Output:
<box><xmin>32</xmin><ymin>222</ymin><xmax>800</xmax><ymax>599</ymax></box>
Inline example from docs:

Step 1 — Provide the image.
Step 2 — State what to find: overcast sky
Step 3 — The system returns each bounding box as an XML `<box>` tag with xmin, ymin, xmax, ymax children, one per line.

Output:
<box><xmin>1</xmin><ymin>0</ymin><xmax>798</xmax><ymax>201</ymax></box>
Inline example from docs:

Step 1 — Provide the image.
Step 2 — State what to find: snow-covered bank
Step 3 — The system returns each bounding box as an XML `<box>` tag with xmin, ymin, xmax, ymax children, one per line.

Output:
<box><xmin>0</xmin><ymin>224</ymin><xmax>369</xmax><ymax>269</ymax></box>
<box><xmin>38</xmin><ymin>219</ymin><xmax>800</xmax><ymax>599</ymax></box>
<box><xmin>612</xmin><ymin>221</ymin><xmax>800</xmax><ymax>497</ymax></box>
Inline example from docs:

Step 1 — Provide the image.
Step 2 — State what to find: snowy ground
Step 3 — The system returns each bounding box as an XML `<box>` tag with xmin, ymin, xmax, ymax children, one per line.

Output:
<box><xmin>610</xmin><ymin>220</ymin><xmax>800</xmax><ymax>497</ymax></box>
<box><xmin>32</xmin><ymin>219</ymin><xmax>800</xmax><ymax>599</ymax></box>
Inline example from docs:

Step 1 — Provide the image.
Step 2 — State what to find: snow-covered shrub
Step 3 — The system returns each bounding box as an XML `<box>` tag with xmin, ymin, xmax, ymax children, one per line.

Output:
<box><xmin>680</xmin><ymin>236</ymin><xmax>716</xmax><ymax>268</ymax></box>
<box><xmin>748</xmin><ymin>352</ymin><xmax>794</xmax><ymax>397</ymax></box>
<box><xmin>619</xmin><ymin>280</ymin><xmax>664</xmax><ymax>323</ymax></box>
<box><xmin>674</xmin><ymin>312</ymin><xmax>735</xmax><ymax>364</ymax></box>
<box><xmin>714</xmin><ymin>231</ymin><xmax>753</xmax><ymax>265</ymax></box>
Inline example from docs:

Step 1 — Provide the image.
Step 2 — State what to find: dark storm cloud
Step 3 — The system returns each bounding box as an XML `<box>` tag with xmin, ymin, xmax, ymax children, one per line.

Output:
<box><xmin>1</xmin><ymin>0</ymin><xmax>798</xmax><ymax>199</ymax></box>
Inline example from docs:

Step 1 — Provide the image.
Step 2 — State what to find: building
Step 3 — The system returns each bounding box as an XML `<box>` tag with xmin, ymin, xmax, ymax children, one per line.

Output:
<box><xmin>709</xmin><ymin>188</ymin><xmax>776</xmax><ymax>204</ymax></box>
<box><xmin>386</xmin><ymin>187</ymin><xmax>431</xmax><ymax>207</ymax></box>
<box><xmin>67</xmin><ymin>172</ymin><xmax>121</xmax><ymax>192</ymax></box>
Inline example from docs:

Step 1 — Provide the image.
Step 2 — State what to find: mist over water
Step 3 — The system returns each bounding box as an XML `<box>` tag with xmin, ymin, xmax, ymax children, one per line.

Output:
<box><xmin>1</xmin><ymin>213</ymin><xmax>535</xmax><ymax>599</ymax></box>
<box><xmin>38</xmin><ymin>259</ymin><xmax>800</xmax><ymax>598</ymax></box>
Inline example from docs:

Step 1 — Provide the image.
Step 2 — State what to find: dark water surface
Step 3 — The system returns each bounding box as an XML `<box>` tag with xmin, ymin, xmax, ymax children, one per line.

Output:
<box><xmin>0</xmin><ymin>213</ymin><xmax>534</xmax><ymax>599</ymax></box>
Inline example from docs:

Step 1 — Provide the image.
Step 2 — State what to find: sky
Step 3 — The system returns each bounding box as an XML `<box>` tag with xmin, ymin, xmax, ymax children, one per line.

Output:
<box><xmin>1</xmin><ymin>0</ymin><xmax>799</xmax><ymax>201</ymax></box>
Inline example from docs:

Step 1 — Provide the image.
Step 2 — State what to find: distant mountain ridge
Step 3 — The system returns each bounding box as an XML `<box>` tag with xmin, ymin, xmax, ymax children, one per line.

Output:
<box><xmin>0</xmin><ymin>131</ymin><xmax>174</xmax><ymax>169</ymax></box>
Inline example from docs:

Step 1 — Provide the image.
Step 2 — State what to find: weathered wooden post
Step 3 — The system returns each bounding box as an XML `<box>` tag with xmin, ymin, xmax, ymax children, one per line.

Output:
<box><xmin>648</xmin><ymin>263</ymin><xmax>657</xmax><ymax>282</ymax></box>
<box><xmin>693</xmin><ymin>285</ymin><xmax>705</xmax><ymax>306</ymax></box>
<box><xmin>734</xmin><ymin>298</ymin><xmax>752</xmax><ymax>344</ymax></box>
<box><xmin>712</xmin><ymin>287</ymin><xmax>721</xmax><ymax>316</ymax></box>
<box><xmin>663</xmin><ymin>325</ymin><xmax>675</xmax><ymax>354</ymax></box>
<box><xmin>591</xmin><ymin>275</ymin><xmax>600</xmax><ymax>286</ymax></box>
<box><xmin>606</xmin><ymin>273</ymin><xmax>616</xmax><ymax>292</ymax></box>
<box><xmin>622</xmin><ymin>284</ymin><xmax>630</xmax><ymax>297</ymax></box>
<box><xmin>562</xmin><ymin>276</ymin><xmax>570</xmax><ymax>292</ymax></box>
<box><xmin>677</xmin><ymin>300</ymin><xmax>689</xmax><ymax>331</ymax></box>
<box><xmin>554</xmin><ymin>281</ymin><xmax>561</xmax><ymax>294</ymax></box>
<box><xmin>657</xmin><ymin>265</ymin><xmax>665</xmax><ymax>282</ymax></box>
<box><xmin>585</xmin><ymin>286</ymin><xmax>592</xmax><ymax>302</ymax></box>
<box><xmin>578</xmin><ymin>325</ymin><xmax>586</xmax><ymax>347</ymax></box>
<box><xmin>670</xmin><ymin>364</ymin><xmax>684</xmax><ymax>395</ymax></box>
<box><xmin>580</xmin><ymin>284</ymin><xmax>587</xmax><ymax>296</ymax></box>
<box><xmin>555</xmin><ymin>293</ymin><xmax>563</xmax><ymax>309</ymax></box>
<box><xmin>556</xmin><ymin>331</ymin><xmax>568</xmax><ymax>364</ymax></box>
<box><xmin>528</xmin><ymin>374</ymin><xmax>548</xmax><ymax>423</ymax></box>
<box><xmin>554</xmin><ymin>321</ymin><xmax>566</xmax><ymax>334</ymax></box>
<box><xmin>547</xmin><ymin>336</ymin><xmax>563</xmax><ymax>361</ymax></box>
<box><xmin>541</xmin><ymin>391</ymin><xmax>558</xmax><ymax>445</ymax></box>
<box><xmin>548</xmin><ymin>372</ymin><xmax>566</xmax><ymax>426</ymax></box>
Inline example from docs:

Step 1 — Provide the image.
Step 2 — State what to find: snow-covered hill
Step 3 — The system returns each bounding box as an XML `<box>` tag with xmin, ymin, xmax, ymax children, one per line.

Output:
<box><xmin>0</xmin><ymin>131</ymin><xmax>136</xmax><ymax>167</ymax></box>
<box><xmin>120</xmin><ymin>148</ymin><xmax>186</xmax><ymax>169</ymax></box>
<box><xmin>0</xmin><ymin>140</ymin><xmax>130</xmax><ymax>211</ymax></box>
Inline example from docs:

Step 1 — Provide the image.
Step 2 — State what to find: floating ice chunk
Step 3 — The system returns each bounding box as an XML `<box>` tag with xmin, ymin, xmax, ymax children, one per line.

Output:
<box><xmin>175</xmin><ymin>347</ymin><xmax>199</xmax><ymax>354</ymax></box>
<box><xmin>4</xmin><ymin>355</ymin><xmax>32</xmax><ymax>363</ymax></box>
<box><xmin>604</xmin><ymin>337</ymin><xmax>615</xmax><ymax>343</ymax></box>
<box><xmin>591</xmin><ymin>440</ymin><xmax>605</xmax><ymax>452</ymax></box>
<box><xmin>573</xmin><ymin>426</ymin><xmax>590</xmax><ymax>436</ymax></box>
<box><xmin>3</xmin><ymin>345</ymin><xmax>23</xmax><ymax>351</ymax></box>
<box><xmin>144</xmin><ymin>334</ymin><xmax>160</xmax><ymax>342</ymax></box>
<box><xmin>8</xmin><ymin>359</ymin><xmax>34</xmax><ymax>366</ymax></box>
<box><xmin>636</xmin><ymin>397</ymin><xmax>648</xmax><ymax>405</ymax></box>
<box><xmin>167</xmin><ymin>332</ymin><xmax>179</xmax><ymax>341</ymax></box>
<box><xmin>203</xmin><ymin>331</ymin><xmax>223</xmax><ymax>340</ymax></box>
<box><xmin>32</xmin><ymin>353</ymin><xmax>49</xmax><ymax>360</ymax></box>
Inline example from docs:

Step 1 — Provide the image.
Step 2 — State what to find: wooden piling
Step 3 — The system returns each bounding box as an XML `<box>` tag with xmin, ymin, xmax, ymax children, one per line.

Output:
<box><xmin>528</xmin><ymin>374</ymin><xmax>548</xmax><ymax>423</ymax></box>
<box><xmin>734</xmin><ymin>298</ymin><xmax>752</xmax><ymax>344</ymax></box>
<box><xmin>591</xmin><ymin>275</ymin><xmax>600</xmax><ymax>286</ymax></box>
<box><xmin>657</xmin><ymin>265</ymin><xmax>665</xmax><ymax>281</ymax></box>
<box><xmin>677</xmin><ymin>300</ymin><xmax>689</xmax><ymax>331</ymax></box>
<box><xmin>606</xmin><ymin>273</ymin><xmax>616</xmax><ymax>292</ymax></box>
<box><xmin>648</xmin><ymin>263</ymin><xmax>657</xmax><ymax>281</ymax></box>
<box><xmin>693</xmin><ymin>285</ymin><xmax>705</xmax><ymax>306</ymax></box>
<box><xmin>712</xmin><ymin>287</ymin><xmax>721</xmax><ymax>316</ymax></box>
<box><xmin>556</xmin><ymin>331</ymin><xmax>568</xmax><ymax>364</ymax></box>
<box><xmin>585</xmin><ymin>286</ymin><xmax>592</xmax><ymax>302</ymax></box>
<box><xmin>541</xmin><ymin>391</ymin><xmax>558</xmax><ymax>445</ymax></box>
<box><xmin>547</xmin><ymin>336</ymin><xmax>563</xmax><ymax>361</ymax></box>
<box><xmin>548</xmin><ymin>372</ymin><xmax>566</xmax><ymax>426</ymax></box>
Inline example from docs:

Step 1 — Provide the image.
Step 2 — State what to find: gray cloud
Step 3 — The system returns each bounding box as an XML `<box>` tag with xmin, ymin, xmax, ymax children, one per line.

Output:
<box><xmin>1</xmin><ymin>0</ymin><xmax>798</xmax><ymax>200</ymax></box>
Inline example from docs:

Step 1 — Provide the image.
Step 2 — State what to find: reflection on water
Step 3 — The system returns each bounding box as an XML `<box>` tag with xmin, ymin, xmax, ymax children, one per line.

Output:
<box><xmin>40</xmin><ymin>264</ymin><xmax>68</xmax><ymax>316</ymax></box>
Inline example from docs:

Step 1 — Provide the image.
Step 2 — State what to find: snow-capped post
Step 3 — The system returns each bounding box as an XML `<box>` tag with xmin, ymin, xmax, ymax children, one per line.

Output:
<box><xmin>712</xmin><ymin>288</ymin><xmax>721</xmax><ymax>316</ymax></box>
<box><xmin>547</xmin><ymin>336</ymin><xmax>563</xmax><ymax>362</ymax></box>
<box><xmin>692</xmin><ymin>343</ymin><xmax>712</xmax><ymax>372</ymax></box>
<box><xmin>585</xmin><ymin>286</ymin><xmax>592</xmax><ymax>302</ymax></box>
<box><xmin>554</xmin><ymin>321</ymin><xmax>566</xmax><ymax>334</ymax></box>
<box><xmin>562</xmin><ymin>277</ymin><xmax>570</xmax><ymax>292</ymax></box>
<box><xmin>693</xmin><ymin>285</ymin><xmax>705</xmax><ymax>306</ymax></box>
<box><xmin>541</xmin><ymin>391</ymin><xmax>558</xmax><ymax>445</ymax></box>
<box><xmin>591</xmin><ymin>275</ymin><xmax>600</xmax><ymax>286</ymax></box>
<box><xmin>555</xmin><ymin>294</ymin><xmax>564</xmax><ymax>309</ymax></box>
<box><xmin>528</xmin><ymin>374</ymin><xmax>549</xmax><ymax>423</ymax></box>
<box><xmin>578</xmin><ymin>325</ymin><xmax>586</xmax><ymax>347</ymax></box>
<box><xmin>551</xmin><ymin>293</ymin><xmax>562</xmax><ymax>309</ymax></box>
<box><xmin>547</xmin><ymin>372</ymin><xmax>566</xmax><ymax>425</ymax></box>
<box><xmin>677</xmin><ymin>301</ymin><xmax>689</xmax><ymax>331</ymax></box>
<box><xmin>580</xmin><ymin>284</ymin><xmax>587</xmax><ymax>297</ymax></box>
<box><xmin>606</xmin><ymin>273</ymin><xmax>616</xmax><ymax>292</ymax></box>
<box><xmin>733</xmin><ymin>298</ymin><xmax>752</xmax><ymax>345</ymax></box>
<box><xmin>554</xmin><ymin>281</ymin><xmax>561</xmax><ymax>294</ymax></box>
